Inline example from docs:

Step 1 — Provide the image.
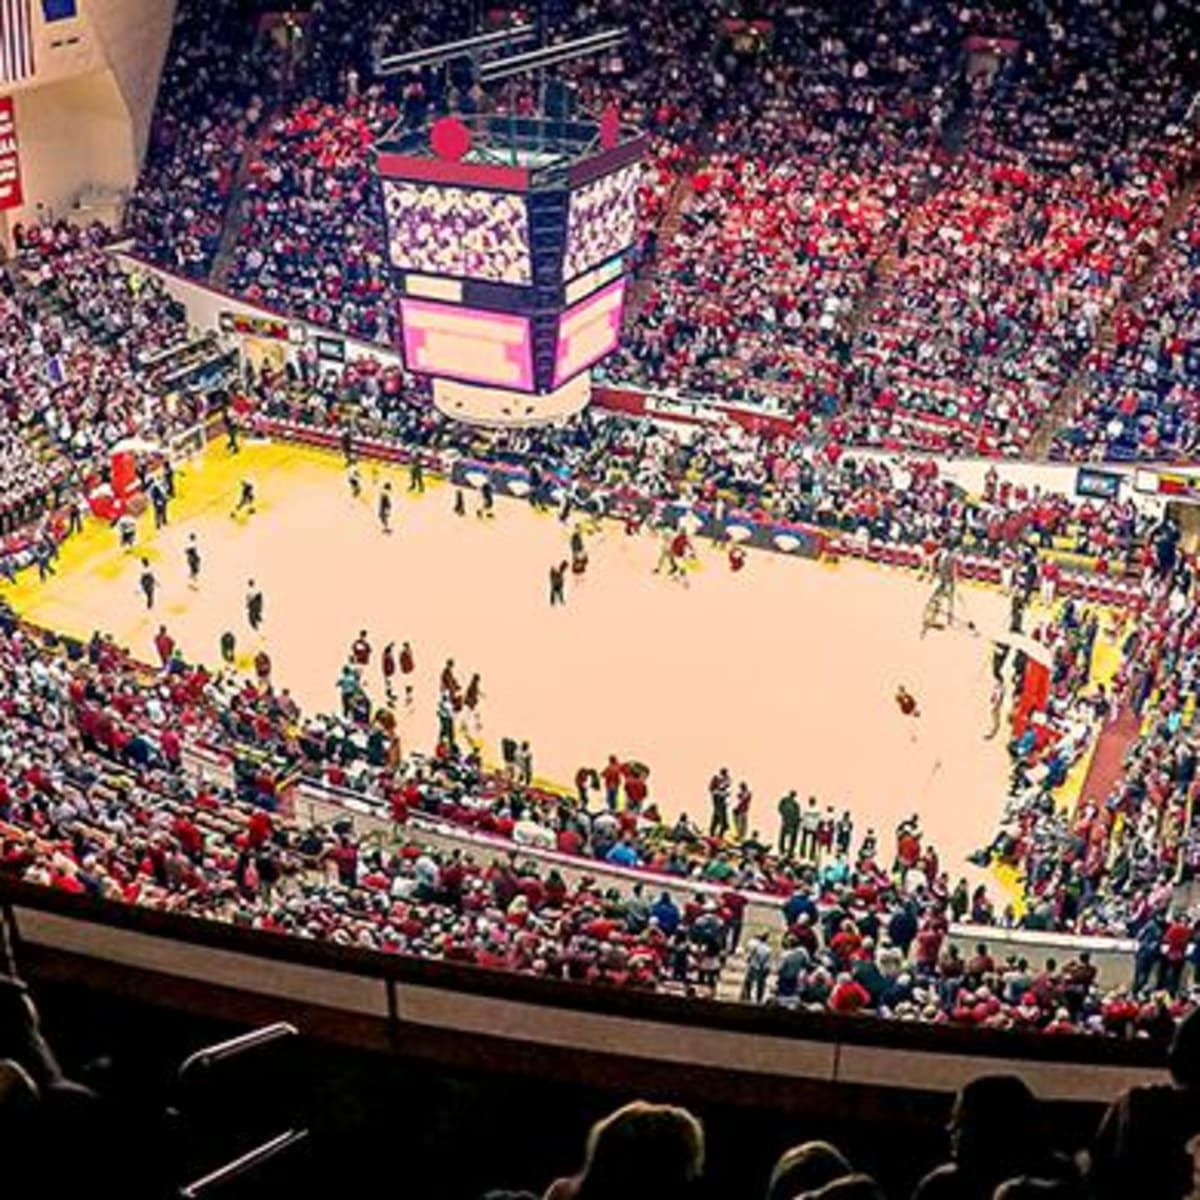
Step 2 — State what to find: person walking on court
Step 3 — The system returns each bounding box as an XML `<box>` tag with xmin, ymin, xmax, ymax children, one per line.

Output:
<box><xmin>223</xmin><ymin>407</ymin><xmax>240</xmax><ymax>454</ymax></box>
<box><xmin>453</xmin><ymin>488</ymin><xmax>466</xmax><ymax>517</ymax></box>
<box><xmin>220</xmin><ymin>630</ymin><xmax>236</xmax><ymax>664</ymax></box>
<box><xmin>340</xmin><ymin>425</ymin><xmax>355</xmax><ymax>467</ymax></box>
<box><xmin>549</xmin><ymin>560</ymin><xmax>567</xmax><ymax>605</ymax></box>
<box><xmin>246</xmin><ymin>580</ymin><xmax>264</xmax><ymax>632</ymax></box>
<box><xmin>378</xmin><ymin>481</ymin><xmax>393</xmax><ymax>534</ymax></box>
<box><xmin>408</xmin><ymin>457</ymin><xmax>424</xmax><ymax>493</ymax></box>
<box><xmin>185</xmin><ymin>534</ymin><xmax>201</xmax><ymax>588</ymax></box>
<box><xmin>348</xmin><ymin>465</ymin><xmax>362</xmax><ymax>500</ymax></box>
<box><xmin>139</xmin><ymin>558</ymin><xmax>158</xmax><ymax>610</ymax></box>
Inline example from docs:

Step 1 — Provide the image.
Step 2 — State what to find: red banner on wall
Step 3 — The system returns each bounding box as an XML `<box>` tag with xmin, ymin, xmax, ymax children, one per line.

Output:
<box><xmin>0</xmin><ymin>97</ymin><xmax>23</xmax><ymax>210</ymax></box>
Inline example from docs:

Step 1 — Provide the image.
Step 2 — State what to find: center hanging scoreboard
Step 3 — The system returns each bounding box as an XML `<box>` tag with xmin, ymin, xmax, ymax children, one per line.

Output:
<box><xmin>375</xmin><ymin>109</ymin><xmax>647</xmax><ymax>425</ymax></box>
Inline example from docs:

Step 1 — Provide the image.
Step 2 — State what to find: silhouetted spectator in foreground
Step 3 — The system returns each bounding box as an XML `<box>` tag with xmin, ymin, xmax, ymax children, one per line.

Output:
<box><xmin>797</xmin><ymin>1176</ymin><xmax>886</xmax><ymax>1200</ymax></box>
<box><xmin>543</xmin><ymin>1101</ymin><xmax>704</xmax><ymax>1200</ymax></box>
<box><xmin>1088</xmin><ymin>1007</ymin><xmax>1200</xmax><ymax>1200</ymax></box>
<box><xmin>767</xmin><ymin>1139</ymin><xmax>853</xmax><ymax>1200</ymax></box>
<box><xmin>911</xmin><ymin>1075</ymin><xmax>1077</xmax><ymax>1199</ymax></box>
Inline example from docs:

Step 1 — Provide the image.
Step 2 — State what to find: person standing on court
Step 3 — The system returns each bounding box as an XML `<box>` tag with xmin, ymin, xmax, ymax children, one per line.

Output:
<box><xmin>799</xmin><ymin>796</ymin><xmax>822</xmax><ymax>861</ymax></box>
<box><xmin>709</xmin><ymin>767</ymin><xmax>731</xmax><ymax>839</ymax></box>
<box><xmin>777</xmin><ymin>790</ymin><xmax>801</xmax><ymax>858</ymax></box>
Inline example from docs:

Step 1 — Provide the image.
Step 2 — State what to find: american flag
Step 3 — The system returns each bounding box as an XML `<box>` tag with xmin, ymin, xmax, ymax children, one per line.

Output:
<box><xmin>0</xmin><ymin>0</ymin><xmax>35</xmax><ymax>85</ymax></box>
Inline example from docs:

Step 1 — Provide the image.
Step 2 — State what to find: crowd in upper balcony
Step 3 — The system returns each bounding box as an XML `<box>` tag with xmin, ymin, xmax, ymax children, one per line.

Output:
<box><xmin>123</xmin><ymin>0</ymin><xmax>1200</xmax><ymax>460</ymax></box>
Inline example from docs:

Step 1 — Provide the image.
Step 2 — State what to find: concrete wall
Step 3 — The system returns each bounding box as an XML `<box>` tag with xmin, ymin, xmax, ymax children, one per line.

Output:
<box><xmin>5</xmin><ymin>69</ymin><xmax>133</xmax><ymax>226</ymax></box>
<box><xmin>0</xmin><ymin>1</ymin><xmax>175</xmax><ymax>249</ymax></box>
<box><xmin>84</xmin><ymin>0</ymin><xmax>176</xmax><ymax>166</ymax></box>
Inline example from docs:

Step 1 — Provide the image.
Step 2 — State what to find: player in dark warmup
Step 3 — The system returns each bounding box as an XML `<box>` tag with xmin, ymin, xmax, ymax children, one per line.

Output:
<box><xmin>185</xmin><ymin>534</ymin><xmax>201</xmax><ymax>588</ymax></box>
<box><xmin>408</xmin><ymin>457</ymin><xmax>424</xmax><ymax>493</ymax></box>
<box><xmin>454</xmin><ymin>488</ymin><xmax>466</xmax><ymax>516</ymax></box>
<box><xmin>570</xmin><ymin>526</ymin><xmax>589</xmax><ymax>580</ymax></box>
<box><xmin>478</xmin><ymin>479</ymin><xmax>494</xmax><ymax>519</ymax></box>
<box><xmin>231</xmin><ymin>478</ymin><xmax>256</xmax><ymax>519</ymax></box>
<box><xmin>139</xmin><ymin>559</ymin><xmax>158</xmax><ymax>609</ymax></box>
<box><xmin>246</xmin><ymin>580</ymin><xmax>264</xmax><ymax>632</ymax></box>
<box><xmin>378</xmin><ymin>482</ymin><xmax>393</xmax><ymax>533</ymax></box>
<box><xmin>549</xmin><ymin>561</ymin><xmax>567</xmax><ymax>605</ymax></box>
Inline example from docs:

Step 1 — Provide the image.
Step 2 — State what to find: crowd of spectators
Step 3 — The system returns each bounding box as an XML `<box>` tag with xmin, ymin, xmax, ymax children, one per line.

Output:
<box><xmin>1055</xmin><ymin>196</ymin><xmax>1200</xmax><ymax>461</ymax></box>
<box><xmin>123</xmin><ymin>0</ymin><xmax>284</xmax><ymax>277</ymax></box>
<box><xmin>253</xmin><ymin>354</ymin><xmax>1160</xmax><ymax>578</ymax></box>
<box><xmin>4</xmin><ymin>225</ymin><xmax>211</xmax><ymax>467</ymax></box>
<box><xmin>122</xmin><ymin>0</ymin><xmax>1200</xmax><ymax>460</ymax></box>
<box><xmin>2</xmin><ymin>593</ymin><xmax>1198</xmax><ymax>1040</ymax></box>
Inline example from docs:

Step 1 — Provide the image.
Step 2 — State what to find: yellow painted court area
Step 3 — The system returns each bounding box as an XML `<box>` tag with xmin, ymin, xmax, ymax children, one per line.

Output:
<box><xmin>3</xmin><ymin>435</ymin><xmax>1104</xmax><ymax>877</ymax></box>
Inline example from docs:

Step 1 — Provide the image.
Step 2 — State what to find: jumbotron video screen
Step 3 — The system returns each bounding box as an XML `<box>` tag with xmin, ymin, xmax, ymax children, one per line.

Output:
<box><xmin>382</xmin><ymin>179</ymin><xmax>532</xmax><ymax>285</ymax></box>
<box><xmin>563</xmin><ymin>161</ymin><xmax>642</xmax><ymax>281</ymax></box>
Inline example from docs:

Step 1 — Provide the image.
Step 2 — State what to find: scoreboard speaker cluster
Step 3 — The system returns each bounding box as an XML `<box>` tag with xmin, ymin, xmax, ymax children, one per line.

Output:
<box><xmin>376</xmin><ymin>109</ymin><xmax>646</xmax><ymax>426</ymax></box>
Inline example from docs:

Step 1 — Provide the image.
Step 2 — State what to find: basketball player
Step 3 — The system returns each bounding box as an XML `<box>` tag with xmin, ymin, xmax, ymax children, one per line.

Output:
<box><xmin>382</xmin><ymin>642</ymin><xmax>397</xmax><ymax>705</ymax></box>
<box><xmin>570</xmin><ymin>525</ymin><xmax>588</xmax><ymax>580</ymax></box>
<box><xmin>351</xmin><ymin>630</ymin><xmax>372</xmax><ymax>668</ymax></box>
<box><xmin>378</xmin><ymin>482</ymin><xmax>393</xmax><ymax>534</ymax></box>
<box><xmin>185</xmin><ymin>534</ymin><xmax>201</xmax><ymax>588</ymax></box>
<box><xmin>895</xmin><ymin>685</ymin><xmax>920</xmax><ymax>741</ymax></box>
<box><xmin>348</xmin><ymin>465</ymin><xmax>362</xmax><ymax>500</ymax></box>
<box><xmin>549</xmin><ymin>560</ymin><xmax>567</xmax><ymax>605</ymax></box>
<box><xmin>399</xmin><ymin>640</ymin><xmax>415</xmax><ymax>706</ymax></box>
<box><xmin>246</xmin><ymin>580</ymin><xmax>264</xmax><ymax>632</ymax></box>
<box><xmin>669</xmin><ymin>528</ymin><xmax>691</xmax><ymax>584</ymax></box>
<box><xmin>653</xmin><ymin>527</ymin><xmax>674</xmax><ymax>575</ymax></box>
<box><xmin>478</xmin><ymin>479</ymin><xmax>495</xmax><ymax>519</ymax></box>
<box><xmin>139</xmin><ymin>559</ymin><xmax>158</xmax><ymax>610</ymax></box>
<box><xmin>231</xmin><ymin>477</ymin><xmax>256</xmax><ymax>519</ymax></box>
